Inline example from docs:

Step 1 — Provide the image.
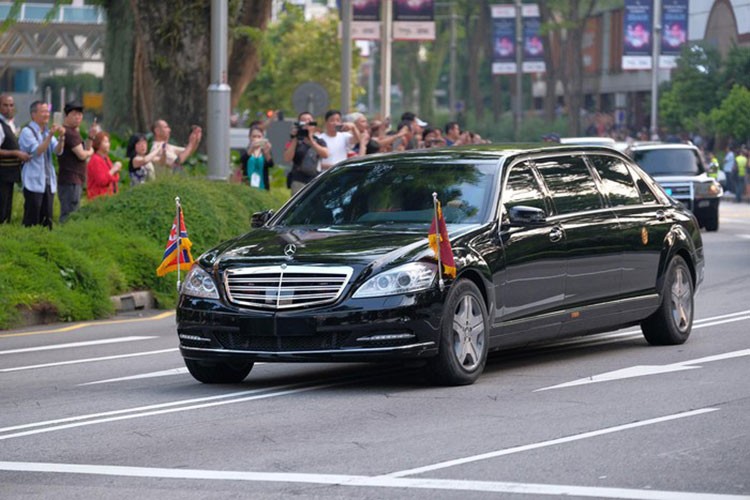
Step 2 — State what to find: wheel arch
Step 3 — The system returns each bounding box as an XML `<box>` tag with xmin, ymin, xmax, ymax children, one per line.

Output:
<box><xmin>656</xmin><ymin>226</ymin><xmax>698</xmax><ymax>292</ymax></box>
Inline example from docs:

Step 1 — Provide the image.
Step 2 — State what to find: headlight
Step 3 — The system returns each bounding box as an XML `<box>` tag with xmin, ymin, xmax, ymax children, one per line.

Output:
<box><xmin>695</xmin><ymin>180</ymin><xmax>722</xmax><ymax>198</ymax></box>
<box><xmin>181</xmin><ymin>266</ymin><xmax>220</xmax><ymax>299</ymax></box>
<box><xmin>353</xmin><ymin>262</ymin><xmax>436</xmax><ymax>298</ymax></box>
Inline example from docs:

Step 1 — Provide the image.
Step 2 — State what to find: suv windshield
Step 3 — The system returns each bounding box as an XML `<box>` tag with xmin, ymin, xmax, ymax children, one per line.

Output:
<box><xmin>276</xmin><ymin>161</ymin><xmax>498</xmax><ymax>227</ymax></box>
<box><xmin>633</xmin><ymin>148</ymin><xmax>705</xmax><ymax>176</ymax></box>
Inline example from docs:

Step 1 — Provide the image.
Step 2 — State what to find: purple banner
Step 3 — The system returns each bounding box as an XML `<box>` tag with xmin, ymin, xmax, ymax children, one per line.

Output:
<box><xmin>393</xmin><ymin>0</ymin><xmax>434</xmax><ymax>22</ymax></box>
<box><xmin>622</xmin><ymin>0</ymin><xmax>653</xmax><ymax>70</ymax></box>
<box><xmin>523</xmin><ymin>14</ymin><xmax>543</xmax><ymax>62</ymax></box>
<box><xmin>661</xmin><ymin>0</ymin><xmax>688</xmax><ymax>56</ymax></box>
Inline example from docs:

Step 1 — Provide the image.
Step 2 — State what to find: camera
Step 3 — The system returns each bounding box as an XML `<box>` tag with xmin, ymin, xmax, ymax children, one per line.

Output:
<box><xmin>295</xmin><ymin>121</ymin><xmax>316</xmax><ymax>139</ymax></box>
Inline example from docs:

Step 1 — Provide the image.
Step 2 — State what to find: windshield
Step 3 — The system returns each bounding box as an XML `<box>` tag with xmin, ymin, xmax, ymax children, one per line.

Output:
<box><xmin>633</xmin><ymin>148</ymin><xmax>705</xmax><ymax>176</ymax></box>
<box><xmin>276</xmin><ymin>161</ymin><xmax>498</xmax><ymax>227</ymax></box>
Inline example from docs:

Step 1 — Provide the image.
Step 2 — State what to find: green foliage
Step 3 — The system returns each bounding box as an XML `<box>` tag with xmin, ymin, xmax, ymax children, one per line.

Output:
<box><xmin>0</xmin><ymin>177</ymin><xmax>289</xmax><ymax>329</ymax></box>
<box><xmin>710</xmin><ymin>85</ymin><xmax>750</xmax><ymax>144</ymax></box>
<box><xmin>659</xmin><ymin>44</ymin><xmax>724</xmax><ymax>132</ymax></box>
<box><xmin>240</xmin><ymin>7</ymin><xmax>363</xmax><ymax>120</ymax></box>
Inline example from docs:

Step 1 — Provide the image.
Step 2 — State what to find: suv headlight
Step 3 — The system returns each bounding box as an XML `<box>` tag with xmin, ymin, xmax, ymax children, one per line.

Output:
<box><xmin>695</xmin><ymin>180</ymin><xmax>722</xmax><ymax>198</ymax></box>
<box><xmin>181</xmin><ymin>265</ymin><xmax>220</xmax><ymax>299</ymax></box>
<box><xmin>353</xmin><ymin>262</ymin><xmax>437</xmax><ymax>298</ymax></box>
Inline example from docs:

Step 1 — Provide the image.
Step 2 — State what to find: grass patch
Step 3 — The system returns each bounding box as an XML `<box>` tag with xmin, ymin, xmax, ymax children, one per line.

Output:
<box><xmin>0</xmin><ymin>176</ymin><xmax>289</xmax><ymax>329</ymax></box>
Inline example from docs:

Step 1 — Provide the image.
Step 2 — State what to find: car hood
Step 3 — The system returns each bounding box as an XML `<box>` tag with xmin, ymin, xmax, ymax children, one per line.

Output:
<box><xmin>204</xmin><ymin>226</ymin><xmax>437</xmax><ymax>270</ymax></box>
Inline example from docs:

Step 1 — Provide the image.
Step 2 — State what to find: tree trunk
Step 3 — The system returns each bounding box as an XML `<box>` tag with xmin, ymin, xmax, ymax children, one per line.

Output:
<box><xmin>467</xmin><ymin>1</ymin><xmax>489</xmax><ymax>121</ymax></box>
<box><xmin>538</xmin><ymin>2</ymin><xmax>557</xmax><ymax>123</ymax></box>
<box><xmin>227</xmin><ymin>1</ymin><xmax>273</xmax><ymax>109</ymax></box>
<box><xmin>102</xmin><ymin>0</ymin><xmax>271</xmax><ymax>144</ymax></box>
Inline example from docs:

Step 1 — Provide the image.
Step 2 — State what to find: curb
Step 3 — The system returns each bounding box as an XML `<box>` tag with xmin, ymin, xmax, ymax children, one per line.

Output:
<box><xmin>110</xmin><ymin>291</ymin><xmax>155</xmax><ymax>312</ymax></box>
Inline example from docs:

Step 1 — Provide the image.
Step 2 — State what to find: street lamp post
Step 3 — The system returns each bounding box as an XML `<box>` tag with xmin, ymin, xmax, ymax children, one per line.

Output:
<box><xmin>650</xmin><ymin>0</ymin><xmax>662</xmax><ymax>140</ymax></box>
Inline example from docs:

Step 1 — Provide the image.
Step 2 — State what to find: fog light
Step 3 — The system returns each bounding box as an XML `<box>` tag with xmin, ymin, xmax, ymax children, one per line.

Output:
<box><xmin>179</xmin><ymin>334</ymin><xmax>211</xmax><ymax>343</ymax></box>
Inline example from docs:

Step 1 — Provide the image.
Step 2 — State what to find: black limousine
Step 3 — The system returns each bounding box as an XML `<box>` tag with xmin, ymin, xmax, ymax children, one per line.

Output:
<box><xmin>177</xmin><ymin>145</ymin><xmax>704</xmax><ymax>386</ymax></box>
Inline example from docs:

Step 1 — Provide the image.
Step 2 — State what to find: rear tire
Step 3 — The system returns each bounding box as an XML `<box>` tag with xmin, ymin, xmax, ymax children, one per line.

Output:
<box><xmin>641</xmin><ymin>256</ymin><xmax>694</xmax><ymax>345</ymax></box>
<box><xmin>185</xmin><ymin>358</ymin><xmax>254</xmax><ymax>384</ymax></box>
<box><xmin>427</xmin><ymin>279</ymin><xmax>489</xmax><ymax>386</ymax></box>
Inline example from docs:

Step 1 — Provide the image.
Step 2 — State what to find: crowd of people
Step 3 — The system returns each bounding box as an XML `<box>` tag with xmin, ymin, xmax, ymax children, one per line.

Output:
<box><xmin>0</xmin><ymin>94</ymin><xmax>202</xmax><ymax>229</ymax></box>
<box><xmin>1</xmin><ymin>95</ymin><xmax>494</xmax><ymax>228</ymax></box>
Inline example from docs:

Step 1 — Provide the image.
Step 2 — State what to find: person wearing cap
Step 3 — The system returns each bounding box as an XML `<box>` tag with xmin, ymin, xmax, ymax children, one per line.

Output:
<box><xmin>58</xmin><ymin>101</ymin><xmax>95</xmax><ymax>223</ymax></box>
<box><xmin>400</xmin><ymin>112</ymin><xmax>427</xmax><ymax>149</ymax></box>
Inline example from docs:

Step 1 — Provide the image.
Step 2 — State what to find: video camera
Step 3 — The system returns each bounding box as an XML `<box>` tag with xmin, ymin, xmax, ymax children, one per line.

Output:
<box><xmin>294</xmin><ymin>121</ymin><xmax>317</xmax><ymax>139</ymax></box>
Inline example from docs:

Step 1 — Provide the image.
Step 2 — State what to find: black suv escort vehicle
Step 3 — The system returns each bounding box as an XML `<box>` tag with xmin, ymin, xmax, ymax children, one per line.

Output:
<box><xmin>629</xmin><ymin>142</ymin><xmax>722</xmax><ymax>231</ymax></box>
<box><xmin>177</xmin><ymin>145</ymin><xmax>704</xmax><ymax>386</ymax></box>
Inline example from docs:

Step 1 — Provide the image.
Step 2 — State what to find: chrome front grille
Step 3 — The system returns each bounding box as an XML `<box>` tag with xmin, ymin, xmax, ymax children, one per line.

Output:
<box><xmin>224</xmin><ymin>265</ymin><xmax>353</xmax><ymax>310</ymax></box>
<box><xmin>661</xmin><ymin>182</ymin><xmax>693</xmax><ymax>200</ymax></box>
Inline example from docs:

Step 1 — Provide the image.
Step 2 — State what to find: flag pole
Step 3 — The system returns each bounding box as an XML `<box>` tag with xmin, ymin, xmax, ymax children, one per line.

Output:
<box><xmin>432</xmin><ymin>192</ymin><xmax>444</xmax><ymax>292</ymax></box>
<box><xmin>175</xmin><ymin>196</ymin><xmax>182</xmax><ymax>294</ymax></box>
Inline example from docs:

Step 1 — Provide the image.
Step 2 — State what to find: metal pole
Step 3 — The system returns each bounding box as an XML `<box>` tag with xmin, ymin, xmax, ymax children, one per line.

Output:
<box><xmin>449</xmin><ymin>2</ymin><xmax>456</xmax><ymax>120</ymax></box>
<box><xmin>380</xmin><ymin>0</ymin><xmax>392</xmax><ymax>120</ymax></box>
<box><xmin>341</xmin><ymin>0</ymin><xmax>352</xmax><ymax>114</ymax></box>
<box><xmin>207</xmin><ymin>0</ymin><xmax>231</xmax><ymax>181</ymax></box>
<box><xmin>175</xmin><ymin>197</ymin><xmax>182</xmax><ymax>293</ymax></box>
<box><xmin>650</xmin><ymin>0</ymin><xmax>662</xmax><ymax>140</ymax></box>
<box><xmin>514</xmin><ymin>0</ymin><xmax>523</xmax><ymax>141</ymax></box>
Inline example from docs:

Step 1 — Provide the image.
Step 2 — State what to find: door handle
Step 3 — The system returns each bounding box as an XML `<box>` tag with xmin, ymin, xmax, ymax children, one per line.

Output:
<box><xmin>549</xmin><ymin>226</ymin><xmax>564</xmax><ymax>243</ymax></box>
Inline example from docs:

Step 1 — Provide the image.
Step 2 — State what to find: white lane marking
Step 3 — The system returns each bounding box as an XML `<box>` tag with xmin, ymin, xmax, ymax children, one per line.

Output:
<box><xmin>536</xmin><ymin>347</ymin><xmax>750</xmax><ymax>392</ymax></box>
<box><xmin>0</xmin><ymin>348</ymin><xmax>178</xmax><ymax>373</ymax></box>
<box><xmin>736</xmin><ymin>234</ymin><xmax>750</xmax><ymax>239</ymax></box>
<box><xmin>0</xmin><ymin>458</ymin><xmax>745</xmax><ymax>500</ymax></box>
<box><xmin>79</xmin><ymin>367</ymin><xmax>189</xmax><ymax>385</ymax></box>
<box><xmin>0</xmin><ymin>372</ymin><xmax>393</xmax><ymax>441</ymax></box>
<box><xmin>384</xmin><ymin>408</ymin><xmax>718</xmax><ymax>478</ymax></box>
<box><xmin>0</xmin><ymin>336</ymin><xmax>156</xmax><ymax>355</ymax></box>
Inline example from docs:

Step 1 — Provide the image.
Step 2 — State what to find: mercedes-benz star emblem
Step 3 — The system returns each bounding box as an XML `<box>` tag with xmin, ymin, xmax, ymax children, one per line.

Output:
<box><xmin>284</xmin><ymin>244</ymin><xmax>297</xmax><ymax>258</ymax></box>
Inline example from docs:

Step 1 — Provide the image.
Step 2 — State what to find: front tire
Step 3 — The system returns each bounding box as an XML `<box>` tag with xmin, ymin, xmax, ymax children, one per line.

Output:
<box><xmin>641</xmin><ymin>256</ymin><xmax>694</xmax><ymax>345</ymax></box>
<box><xmin>185</xmin><ymin>358</ymin><xmax>254</xmax><ymax>384</ymax></box>
<box><xmin>427</xmin><ymin>279</ymin><xmax>489</xmax><ymax>386</ymax></box>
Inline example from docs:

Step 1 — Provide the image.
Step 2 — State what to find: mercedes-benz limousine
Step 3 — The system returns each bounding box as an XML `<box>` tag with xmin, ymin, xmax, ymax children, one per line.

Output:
<box><xmin>177</xmin><ymin>145</ymin><xmax>704</xmax><ymax>386</ymax></box>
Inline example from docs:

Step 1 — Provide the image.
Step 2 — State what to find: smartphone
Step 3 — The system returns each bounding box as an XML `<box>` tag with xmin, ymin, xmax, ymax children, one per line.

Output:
<box><xmin>335</xmin><ymin>125</ymin><xmax>344</xmax><ymax>132</ymax></box>
<box><xmin>52</xmin><ymin>112</ymin><xmax>63</xmax><ymax>127</ymax></box>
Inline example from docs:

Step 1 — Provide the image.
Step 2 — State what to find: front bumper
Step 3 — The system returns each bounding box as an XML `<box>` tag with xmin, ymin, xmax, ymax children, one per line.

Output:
<box><xmin>176</xmin><ymin>291</ymin><xmax>444</xmax><ymax>363</ymax></box>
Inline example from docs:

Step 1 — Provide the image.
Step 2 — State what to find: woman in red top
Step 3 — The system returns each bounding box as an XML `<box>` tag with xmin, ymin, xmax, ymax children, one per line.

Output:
<box><xmin>86</xmin><ymin>131</ymin><xmax>121</xmax><ymax>200</ymax></box>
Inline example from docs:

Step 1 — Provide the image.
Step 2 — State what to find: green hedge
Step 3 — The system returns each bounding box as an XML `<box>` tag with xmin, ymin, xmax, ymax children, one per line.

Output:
<box><xmin>0</xmin><ymin>177</ymin><xmax>289</xmax><ymax>329</ymax></box>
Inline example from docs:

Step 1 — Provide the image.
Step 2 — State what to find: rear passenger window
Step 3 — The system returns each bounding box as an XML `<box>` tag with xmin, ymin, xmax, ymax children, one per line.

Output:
<box><xmin>636</xmin><ymin>176</ymin><xmax>658</xmax><ymax>204</ymax></box>
<box><xmin>588</xmin><ymin>155</ymin><xmax>641</xmax><ymax>206</ymax></box>
<box><xmin>503</xmin><ymin>163</ymin><xmax>547</xmax><ymax>213</ymax></box>
<box><xmin>535</xmin><ymin>156</ymin><xmax>603</xmax><ymax>215</ymax></box>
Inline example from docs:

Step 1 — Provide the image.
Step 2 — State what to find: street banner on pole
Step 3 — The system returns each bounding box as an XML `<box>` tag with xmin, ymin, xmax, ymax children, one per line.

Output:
<box><xmin>491</xmin><ymin>5</ymin><xmax>517</xmax><ymax>75</ymax></box>
<box><xmin>393</xmin><ymin>0</ymin><xmax>435</xmax><ymax>41</ymax></box>
<box><xmin>660</xmin><ymin>0</ymin><xmax>688</xmax><ymax>68</ymax></box>
<box><xmin>521</xmin><ymin>4</ymin><xmax>545</xmax><ymax>73</ymax></box>
<box><xmin>338</xmin><ymin>0</ymin><xmax>381</xmax><ymax>40</ymax></box>
<box><xmin>622</xmin><ymin>0</ymin><xmax>654</xmax><ymax>70</ymax></box>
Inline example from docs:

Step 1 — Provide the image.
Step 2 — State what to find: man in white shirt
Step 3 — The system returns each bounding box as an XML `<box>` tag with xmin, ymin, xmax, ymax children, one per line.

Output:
<box><xmin>150</xmin><ymin>119</ymin><xmax>202</xmax><ymax>175</ymax></box>
<box><xmin>318</xmin><ymin>109</ymin><xmax>360</xmax><ymax>171</ymax></box>
<box><xmin>0</xmin><ymin>94</ymin><xmax>30</xmax><ymax>223</ymax></box>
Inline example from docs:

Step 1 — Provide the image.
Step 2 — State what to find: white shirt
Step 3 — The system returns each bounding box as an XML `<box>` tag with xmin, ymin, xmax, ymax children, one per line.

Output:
<box><xmin>0</xmin><ymin>114</ymin><xmax>16</xmax><ymax>144</ymax></box>
<box><xmin>318</xmin><ymin>131</ymin><xmax>353</xmax><ymax>169</ymax></box>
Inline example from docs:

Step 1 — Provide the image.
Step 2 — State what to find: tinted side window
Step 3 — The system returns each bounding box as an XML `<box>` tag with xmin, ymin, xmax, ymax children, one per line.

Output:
<box><xmin>636</xmin><ymin>175</ymin><xmax>658</xmax><ymax>204</ymax></box>
<box><xmin>535</xmin><ymin>156</ymin><xmax>603</xmax><ymax>215</ymax></box>
<box><xmin>503</xmin><ymin>163</ymin><xmax>547</xmax><ymax>213</ymax></box>
<box><xmin>588</xmin><ymin>155</ymin><xmax>641</xmax><ymax>206</ymax></box>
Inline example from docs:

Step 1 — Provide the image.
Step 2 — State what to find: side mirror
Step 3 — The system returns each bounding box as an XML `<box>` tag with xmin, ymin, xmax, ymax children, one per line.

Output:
<box><xmin>508</xmin><ymin>205</ymin><xmax>547</xmax><ymax>225</ymax></box>
<box><xmin>250</xmin><ymin>210</ymin><xmax>274</xmax><ymax>228</ymax></box>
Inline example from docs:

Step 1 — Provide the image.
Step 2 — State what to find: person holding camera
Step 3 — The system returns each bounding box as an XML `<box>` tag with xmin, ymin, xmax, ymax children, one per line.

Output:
<box><xmin>239</xmin><ymin>126</ymin><xmax>274</xmax><ymax>190</ymax></box>
<box><xmin>150</xmin><ymin>119</ymin><xmax>202</xmax><ymax>176</ymax></box>
<box><xmin>283</xmin><ymin>111</ymin><xmax>328</xmax><ymax>195</ymax></box>
<box><xmin>319</xmin><ymin>109</ymin><xmax>359</xmax><ymax>170</ymax></box>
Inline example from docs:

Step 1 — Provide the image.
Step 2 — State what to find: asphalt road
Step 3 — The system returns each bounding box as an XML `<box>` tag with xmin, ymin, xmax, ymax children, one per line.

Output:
<box><xmin>1</xmin><ymin>201</ymin><xmax>749</xmax><ymax>500</ymax></box>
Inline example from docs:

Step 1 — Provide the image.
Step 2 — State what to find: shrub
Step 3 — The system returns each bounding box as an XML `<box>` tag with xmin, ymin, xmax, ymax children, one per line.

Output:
<box><xmin>0</xmin><ymin>176</ymin><xmax>289</xmax><ymax>329</ymax></box>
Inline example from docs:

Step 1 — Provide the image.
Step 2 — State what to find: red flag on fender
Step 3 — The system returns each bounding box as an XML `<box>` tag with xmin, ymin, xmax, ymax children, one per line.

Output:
<box><xmin>428</xmin><ymin>198</ymin><xmax>456</xmax><ymax>278</ymax></box>
<box><xmin>156</xmin><ymin>206</ymin><xmax>194</xmax><ymax>277</ymax></box>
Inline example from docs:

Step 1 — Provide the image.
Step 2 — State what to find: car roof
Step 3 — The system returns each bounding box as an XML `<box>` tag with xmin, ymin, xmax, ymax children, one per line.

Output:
<box><xmin>336</xmin><ymin>143</ymin><xmax>629</xmax><ymax>167</ymax></box>
<box><xmin>559</xmin><ymin>136</ymin><xmax>616</xmax><ymax>145</ymax></box>
<box><xmin>629</xmin><ymin>142</ymin><xmax>699</xmax><ymax>152</ymax></box>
